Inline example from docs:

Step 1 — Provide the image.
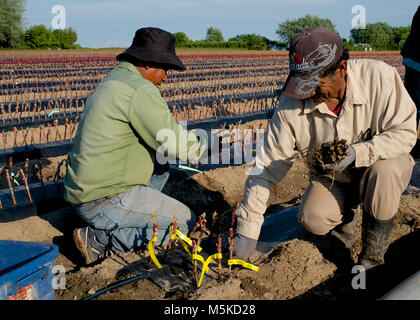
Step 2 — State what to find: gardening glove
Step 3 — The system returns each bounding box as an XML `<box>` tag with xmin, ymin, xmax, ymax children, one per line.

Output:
<box><xmin>233</xmin><ymin>233</ymin><xmax>258</xmax><ymax>261</ymax></box>
<box><xmin>324</xmin><ymin>145</ymin><xmax>356</xmax><ymax>173</ymax></box>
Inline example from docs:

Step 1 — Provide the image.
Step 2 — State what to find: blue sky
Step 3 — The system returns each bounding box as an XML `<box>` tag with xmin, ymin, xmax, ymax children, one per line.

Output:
<box><xmin>24</xmin><ymin>0</ymin><xmax>418</xmax><ymax>48</ymax></box>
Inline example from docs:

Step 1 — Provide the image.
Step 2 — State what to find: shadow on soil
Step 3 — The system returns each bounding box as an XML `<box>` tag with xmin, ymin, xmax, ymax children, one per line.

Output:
<box><xmin>293</xmin><ymin>229</ymin><xmax>420</xmax><ymax>300</ymax></box>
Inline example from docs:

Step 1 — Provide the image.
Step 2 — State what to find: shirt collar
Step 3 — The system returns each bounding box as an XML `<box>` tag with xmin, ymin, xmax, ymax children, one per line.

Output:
<box><xmin>117</xmin><ymin>60</ymin><xmax>142</xmax><ymax>77</ymax></box>
<box><xmin>345</xmin><ymin>60</ymin><xmax>370</xmax><ymax>105</ymax></box>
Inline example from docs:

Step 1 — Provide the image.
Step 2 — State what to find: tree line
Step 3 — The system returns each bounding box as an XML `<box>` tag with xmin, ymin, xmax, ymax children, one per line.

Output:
<box><xmin>0</xmin><ymin>0</ymin><xmax>412</xmax><ymax>50</ymax></box>
<box><xmin>174</xmin><ymin>27</ymin><xmax>284</xmax><ymax>50</ymax></box>
<box><xmin>176</xmin><ymin>14</ymin><xmax>410</xmax><ymax>51</ymax></box>
<box><xmin>276</xmin><ymin>14</ymin><xmax>410</xmax><ymax>51</ymax></box>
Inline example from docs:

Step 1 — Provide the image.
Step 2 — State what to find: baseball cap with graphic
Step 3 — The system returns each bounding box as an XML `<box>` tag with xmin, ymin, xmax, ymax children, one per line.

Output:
<box><xmin>282</xmin><ymin>27</ymin><xmax>344</xmax><ymax>99</ymax></box>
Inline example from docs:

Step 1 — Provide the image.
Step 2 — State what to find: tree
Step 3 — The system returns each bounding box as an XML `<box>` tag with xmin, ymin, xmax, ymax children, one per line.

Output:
<box><xmin>368</xmin><ymin>22</ymin><xmax>393</xmax><ymax>49</ymax></box>
<box><xmin>276</xmin><ymin>14</ymin><xmax>337</xmax><ymax>44</ymax></box>
<box><xmin>392</xmin><ymin>26</ymin><xmax>410</xmax><ymax>48</ymax></box>
<box><xmin>206</xmin><ymin>27</ymin><xmax>224</xmax><ymax>42</ymax></box>
<box><xmin>0</xmin><ymin>0</ymin><xmax>26</xmax><ymax>48</ymax></box>
<box><xmin>23</xmin><ymin>25</ymin><xmax>53</xmax><ymax>49</ymax></box>
<box><xmin>23</xmin><ymin>25</ymin><xmax>78</xmax><ymax>49</ymax></box>
<box><xmin>174</xmin><ymin>32</ymin><xmax>190</xmax><ymax>47</ymax></box>
<box><xmin>350</xmin><ymin>27</ymin><xmax>369</xmax><ymax>44</ymax></box>
<box><xmin>228</xmin><ymin>34</ymin><xmax>269</xmax><ymax>50</ymax></box>
<box><xmin>351</xmin><ymin>22</ymin><xmax>394</xmax><ymax>49</ymax></box>
<box><xmin>52</xmin><ymin>27</ymin><xmax>78</xmax><ymax>49</ymax></box>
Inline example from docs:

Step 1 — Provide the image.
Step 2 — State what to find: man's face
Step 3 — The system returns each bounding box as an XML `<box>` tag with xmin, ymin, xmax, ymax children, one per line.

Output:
<box><xmin>141</xmin><ymin>66</ymin><xmax>168</xmax><ymax>87</ymax></box>
<box><xmin>310</xmin><ymin>61</ymin><xmax>347</xmax><ymax>107</ymax></box>
<box><xmin>311</xmin><ymin>73</ymin><xmax>340</xmax><ymax>103</ymax></box>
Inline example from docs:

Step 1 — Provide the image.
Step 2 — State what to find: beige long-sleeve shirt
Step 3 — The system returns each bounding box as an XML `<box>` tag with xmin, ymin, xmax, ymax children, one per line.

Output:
<box><xmin>236</xmin><ymin>59</ymin><xmax>417</xmax><ymax>240</ymax></box>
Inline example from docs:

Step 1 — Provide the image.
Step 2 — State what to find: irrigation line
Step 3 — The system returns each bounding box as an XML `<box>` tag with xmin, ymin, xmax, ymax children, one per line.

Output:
<box><xmin>0</xmin><ymin>139</ymin><xmax>262</xmax><ymax>209</ymax></box>
<box><xmin>0</xmin><ymin>90</ymin><xmax>281</xmax><ymax>117</ymax></box>
<box><xmin>0</xmin><ymin>110</ymin><xmax>79</xmax><ymax>133</ymax></box>
<box><xmin>0</xmin><ymin>92</ymin><xmax>276</xmax><ymax>132</ymax></box>
<box><xmin>0</xmin><ymin>140</ymin><xmax>73</xmax><ymax>163</ymax></box>
<box><xmin>0</xmin><ymin>108</ymin><xmax>273</xmax><ymax>162</ymax></box>
<box><xmin>1</xmin><ymin>67</ymin><xmax>285</xmax><ymax>94</ymax></box>
<box><xmin>82</xmin><ymin>273</ymin><xmax>147</xmax><ymax>300</ymax></box>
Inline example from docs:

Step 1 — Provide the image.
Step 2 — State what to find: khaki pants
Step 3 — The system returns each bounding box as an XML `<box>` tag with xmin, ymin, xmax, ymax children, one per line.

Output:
<box><xmin>298</xmin><ymin>154</ymin><xmax>415</xmax><ymax>235</ymax></box>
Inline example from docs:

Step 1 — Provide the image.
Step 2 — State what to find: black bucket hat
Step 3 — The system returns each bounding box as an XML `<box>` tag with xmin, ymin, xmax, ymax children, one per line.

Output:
<box><xmin>116</xmin><ymin>27</ymin><xmax>186</xmax><ymax>71</ymax></box>
<box><xmin>282</xmin><ymin>27</ymin><xmax>344</xmax><ymax>99</ymax></box>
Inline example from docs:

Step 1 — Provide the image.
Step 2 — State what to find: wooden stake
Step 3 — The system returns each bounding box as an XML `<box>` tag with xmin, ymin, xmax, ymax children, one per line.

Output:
<box><xmin>228</xmin><ymin>228</ymin><xmax>234</xmax><ymax>278</ymax></box>
<box><xmin>162</xmin><ymin>217</ymin><xmax>177</xmax><ymax>262</ymax></box>
<box><xmin>217</xmin><ymin>236</ymin><xmax>223</xmax><ymax>282</ymax></box>
<box><xmin>19</xmin><ymin>168</ymin><xmax>32</xmax><ymax>203</ymax></box>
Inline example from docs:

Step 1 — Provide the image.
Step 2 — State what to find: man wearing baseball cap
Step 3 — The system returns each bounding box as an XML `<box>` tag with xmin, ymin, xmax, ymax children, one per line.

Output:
<box><xmin>233</xmin><ymin>27</ymin><xmax>417</xmax><ymax>271</ymax></box>
<box><xmin>65</xmin><ymin>28</ymin><xmax>209</xmax><ymax>265</ymax></box>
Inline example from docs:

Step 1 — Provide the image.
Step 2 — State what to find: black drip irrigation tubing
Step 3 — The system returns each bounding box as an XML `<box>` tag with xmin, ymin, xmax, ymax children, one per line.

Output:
<box><xmin>0</xmin><ymin>67</ymin><xmax>114</xmax><ymax>78</ymax></box>
<box><xmin>0</xmin><ymin>180</ymin><xmax>65</xmax><ymax>209</ymax></box>
<box><xmin>0</xmin><ymin>107</ymin><xmax>273</xmax><ymax>163</ymax></box>
<box><xmin>0</xmin><ymin>140</ymin><xmax>73</xmax><ymax>163</ymax></box>
<box><xmin>0</xmin><ymin>137</ymin><xmax>264</xmax><ymax>209</ymax></box>
<box><xmin>1</xmin><ymin>78</ymin><xmax>101</xmax><ymax>94</ymax></box>
<box><xmin>0</xmin><ymin>60</ymin><xmax>288</xmax><ymax>78</ymax></box>
<box><xmin>0</xmin><ymin>111</ymin><xmax>80</xmax><ymax>133</ymax></box>
<box><xmin>0</xmin><ymin>89</ymin><xmax>277</xmax><ymax>121</ymax></box>
<box><xmin>167</xmin><ymin>90</ymin><xmax>276</xmax><ymax>109</ymax></box>
<box><xmin>1</xmin><ymin>96</ymin><xmax>85</xmax><ymax>113</ymax></box>
<box><xmin>162</xmin><ymin>79</ymin><xmax>284</xmax><ymax>98</ymax></box>
<box><xmin>0</xmin><ymin>66</ymin><xmax>286</xmax><ymax>94</ymax></box>
<box><xmin>186</xmin><ymin>109</ymin><xmax>275</xmax><ymax>130</ymax></box>
<box><xmin>81</xmin><ymin>274</ymin><xmax>148</xmax><ymax>300</ymax></box>
<box><xmin>1</xmin><ymin>76</ymin><xmax>283</xmax><ymax>97</ymax></box>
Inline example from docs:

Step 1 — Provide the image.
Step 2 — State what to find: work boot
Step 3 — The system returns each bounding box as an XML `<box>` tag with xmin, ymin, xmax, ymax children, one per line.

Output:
<box><xmin>331</xmin><ymin>204</ymin><xmax>362</xmax><ymax>249</ymax></box>
<box><xmin>73</xmin><ymin>226</ymin><xmax>107</xmax><ymax>265</ymax></box>
<box><xmin>358</xmin><ymin>214</ymin><xmax>395</xmax><ymax>270</ymax></box>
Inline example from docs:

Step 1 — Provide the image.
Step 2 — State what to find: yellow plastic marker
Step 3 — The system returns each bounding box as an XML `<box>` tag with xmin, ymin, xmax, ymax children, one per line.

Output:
<box><xmin>169</xmin><ymin>227</ymin><xmax>202</xmax><ymax>252</ymax></box>
<box><xmin>176</xmin><ymin>236</ymin><xmax>193</xmax><ymax>258</ymax></box>
<box><xmin>147</xmin><ymin>236</ymin><xmax>162</xmax><ymax>269</ymax></box>
<box><xmin>192</xmin><ymin>253</ymin><xmax>223</xmax><ymax>287</ymax></box>
<box><xmin>228</xmin><ymin>259</ymin><xmax>259</xmax><ymax>272</ymax></box>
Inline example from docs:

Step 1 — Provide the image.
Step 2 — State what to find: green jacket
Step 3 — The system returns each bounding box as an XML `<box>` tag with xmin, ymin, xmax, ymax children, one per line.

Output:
<box><xmin>64</xmin><ymin>61</ymin><xmax>206</xmax><ymax>204</ymax></box>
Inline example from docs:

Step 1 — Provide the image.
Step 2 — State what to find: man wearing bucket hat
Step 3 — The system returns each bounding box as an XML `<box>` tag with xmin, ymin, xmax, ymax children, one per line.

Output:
<box><xmin>233</xmin><ymin>27</ymin><xmax>417</xmax><ymax>270</ymax></box>
<box><xmin>64</xmin><ymin>28</ymin><xmax>209</xmax><ymax>265</ymax></box>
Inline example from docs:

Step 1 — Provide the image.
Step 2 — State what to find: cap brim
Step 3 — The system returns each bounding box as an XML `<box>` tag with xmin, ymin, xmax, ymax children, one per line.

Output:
<box><xmin>116</xmin><ymin>47</ymin><xmax>186</xmax><ymax>71</ymax></box>
<box><xmin>282</xmin><ymin>72</ymin><xmax>319</xmax><ymax>100</ymax></box>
